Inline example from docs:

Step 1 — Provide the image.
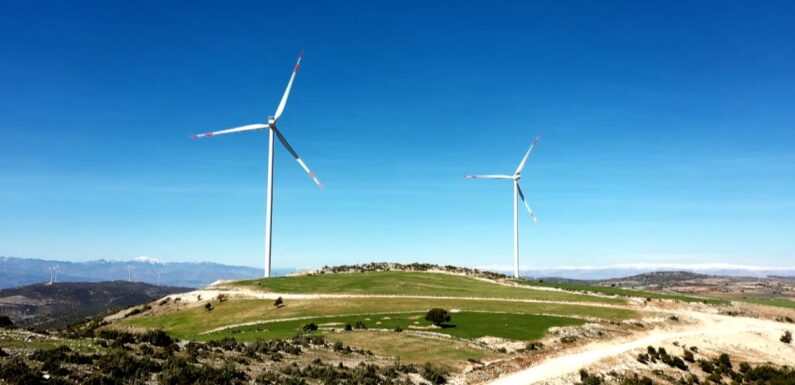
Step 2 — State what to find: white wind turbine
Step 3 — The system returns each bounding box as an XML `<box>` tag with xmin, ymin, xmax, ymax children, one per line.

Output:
<box><xmin>466</xmin><ymin>132</ymin><xmax>542</xmax><ymax>279</ymax></box>
<box><xmin>191</xmin><ymin>51</ymin><xmax>323</xmax><ymax>278</ymax></box>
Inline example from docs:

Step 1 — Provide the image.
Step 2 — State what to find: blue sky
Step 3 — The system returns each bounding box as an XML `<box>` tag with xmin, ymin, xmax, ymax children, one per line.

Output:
<box><xmin>2</xmin><ymin>1</ymin><xmax>794</xmax><ymax>270</ymax></box>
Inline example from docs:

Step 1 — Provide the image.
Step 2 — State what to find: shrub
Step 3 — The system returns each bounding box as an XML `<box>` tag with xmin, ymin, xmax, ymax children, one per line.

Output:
<box><xmin>561</xmin><ymin>336</ymin><xmax>577</xmax><ymax>344</ymax></box>
<box><xmin>425</xmin><ymin>308</ymin><xmax>451</xmax><ymax>325</ymax></box>
<box><xmin>0</xmin><ymin>315</ymin><xmax>14</xmax><ymax>329</ymax></box>
<box><xmin>204</xmin><ymin>303</ymin><xmax>213</xmax><ymax>311</ymax></box>
<box><xmin>578</xmin><ymin>369</ymin><xmax>604</xmax><ymax>385</ymax></box>
<box><xmin>160</xmin><ymin>356</ymin><xmax>245</xmax><ymax>385</ymax></box>
<box><xmin>0</xmin><ymin>357</ymin><xmax>32</xmax><ymax>383</ymax></box>
<box><xmin>344</xmin><ymin>323</ymin><xmax>352</xmax><ymax>331</ymax></box>
<box><xmin>302</xmin><ymin>323</ymin><xmax>318</xmax><ymax>332</ymax></box>
<box><xmin>717</xmin><ymin>353</ymin><xmax>732</xmax><ymax>370</ymax></box>
<box><xmin>421</xmin><ymin>363</ymin><xmax>447</xmax><ymax>384</ymax></box>
<box><xmin>620</xmin><ymin>374</ymin><xmax>654</xmax><ymax>385</ymax></box>
<box><xmin>394</xmin><ymin>326</ymin><xmax>403</xmax><ymax>332</ymax></box>
<box><xmin>97</xmin><ymin>348</ymin><xmax>161</xmax><ymax>380</ymax></box>
<box><xmin>354</xmin><ymin>321</ymin><xmax>367</xmax><ymax>329</ymax></box>
<box><xmin>683</xmin><ymin>350</ymin><xmax>695</xmax><ymax>363</ymax></box>
<box><xmin>781</xmin><ymin>330</ymin><xmax>792</xmax><ymax>344</ymax></box>
<box><xmin>527</xmin><ymin>341</ymin><xmax>544</xmax><ymax>351</ymax></box>
<box><xmin>670</xmin><ymin>356</ymin><xmax>689</xmax><ymax>371</ymax></box>
<box><xmin>274</xmin><ymin>297</ymin><xmax>283</xmax><ymax>307</ymax></box>
<box><xmin>698</xmin><ymin>359</ymin><xmax>715</xmax><ymax>374</ymax></box>
<box><xmin>140</xmin><ymin>329</ymin><xmax>174</xmax><ymax>347</ymax></box>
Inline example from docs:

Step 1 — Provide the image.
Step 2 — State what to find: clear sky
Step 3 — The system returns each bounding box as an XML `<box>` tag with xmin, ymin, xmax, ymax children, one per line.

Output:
<box><xmin>2</xmin><ymin>1</ymin><xmax>794</xmax><ymax>270</ymax></box>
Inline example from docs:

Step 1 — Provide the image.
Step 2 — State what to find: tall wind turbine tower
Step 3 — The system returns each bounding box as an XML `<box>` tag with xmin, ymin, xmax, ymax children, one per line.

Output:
<box><xmin>466</xmin><ymin>133</ymin><xmax>542</xmax><ymax>278</ymax></box>
<box><xmin>191</xmin><ymin>51</ymin><xmax>324</xmax><ymax>278</ymax></box>
<box><xmin>127</xmin><ymin>264</ymin><xmax>132</xmax><ymax>282</ymax></box>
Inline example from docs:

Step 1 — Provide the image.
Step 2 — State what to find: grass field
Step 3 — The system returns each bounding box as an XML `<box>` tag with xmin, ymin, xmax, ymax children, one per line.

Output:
<box><xmin>233</xmin><ymin>271</ymin><xmax>625</xmax><ymax>304</ymax></box>
<box><xmin>737</xmin><ymin>297</ymin><xmax>795</xmax><ymax>309</ymax></box>
<box><xmin>124</xmin><ymin>297</ymin><xmax>636</xmax><ymax>340</ymax></box>
<box><xmin>327</xmin><ymin>331</ymin><xmax>499</xmax><ymax>370</ymax></box>
<box><xmin>513</xmin><ymin>280</ymin><xmax>729</xmax><ymax>305</ymax></box>
<box><xmin>204</xmin><ymin>311</ymin><xmax>585</xmax><ymax>341</ymax></box>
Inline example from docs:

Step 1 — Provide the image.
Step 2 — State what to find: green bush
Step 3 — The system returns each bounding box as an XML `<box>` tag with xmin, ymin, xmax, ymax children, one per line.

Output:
<box><xmin>425</xmin><ymin>308</ymin><xmax>451</xmax><ymax>326</ymax></box>
<box><xmin>140</xmin><ymin>329</ymin><xmax>174</xmax><ymax>347</ymax></box>
<box><xmin>698</xmin><ymin>359</ymin><xmax>715</xmax><ymax>374</ymax></box>
<box><xmin>781</xmin><ymin>330</ymin><xmax>792</xmax><ymax>344</ymax></box>
<box><xmin>302</xmin><ymin>323</ymin><xmax>318</xmax><ymax>332</ymax></box>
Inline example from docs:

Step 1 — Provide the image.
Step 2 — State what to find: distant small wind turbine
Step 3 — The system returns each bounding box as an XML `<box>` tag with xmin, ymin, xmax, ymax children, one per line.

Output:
<box><xmin>127</xmin><ymin>264</ymin><xmax>133</xmax><ymax>282</ymax></box>
<box><xmin>191</xmin><ymin>51</ymin><xmax>323</xmax><ymax>278</ymax></box>
<box><xmin>156</xmin><ymin>271</ymin><xmax>162</xmax><ymax>286</ymax></box>
<box><xmin>54</xmin><ymin>264</ymin><xmax>59</xmax><ymax>282</ymax></box>
<box><xmin>48</xmin><ymin>266</ymin><xmax>54</xmax><ymax>285</ymax></box>
<box><xmin>466</xmin><ymin>132</ymin><xmax>542</xmax><ymax>279</ymax></box>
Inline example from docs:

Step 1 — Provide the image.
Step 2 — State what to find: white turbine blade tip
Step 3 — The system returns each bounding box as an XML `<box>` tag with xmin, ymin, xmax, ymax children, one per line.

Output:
<box><xmin>274</xmin><ymin>51</ymin><xmax>304</xmax><ymax>121</ymax></box>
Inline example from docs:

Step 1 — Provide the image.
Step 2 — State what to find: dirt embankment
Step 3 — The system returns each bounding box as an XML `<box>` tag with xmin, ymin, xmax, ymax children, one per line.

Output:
<box><xmin>480</xmin><ymin>309</ymin><xmax>795</xmax><ymax>385</ymax></box>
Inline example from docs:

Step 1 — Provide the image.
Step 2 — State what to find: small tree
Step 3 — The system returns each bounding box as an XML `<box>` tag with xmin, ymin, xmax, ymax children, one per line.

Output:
<box><xmin>204</xmin><ymin>302</ymin><xmax>213</xmax><ymax>311</ymax></box>
<box><xmin>302</xmin><ymin>323</ymin><xmax>318</xmax><ymax>332</ymax></box>
<box><xmin>782</xmin><ymin>330</ymin><xmax>792</xmax><ymax>344</ymax></box>
<box><xmin>425</xmin><ymin>308</ymin><xmax>451</xmax><ymax>326</ymax></box>
<box><xmin>274</xmin><ymin>297</ymin><xmax>284</xmax><ymax>308</ymax></box>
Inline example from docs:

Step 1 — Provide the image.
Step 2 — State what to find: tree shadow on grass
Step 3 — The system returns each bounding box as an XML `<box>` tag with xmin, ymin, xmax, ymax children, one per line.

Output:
<box><xmin>435</xmin><ymin>323</ymin><xmax>457</xmax><ymax>329</ymax></box>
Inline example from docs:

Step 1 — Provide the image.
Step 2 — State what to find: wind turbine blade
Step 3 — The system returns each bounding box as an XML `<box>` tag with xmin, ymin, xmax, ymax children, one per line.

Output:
<box><xmin>516</xmin><ymin>184</ymin><xmax>539</xmax><ymax>225</ymax></box>
<box><xmin>273</xmin><ymin>127</ymin><xmax>324</xmax><ymax>189</ymax></box>
<box><xmin>465</xmin><ymin>175</ymin><xmax>514</xmax><ymax>179</ymax></box>
<box><xmin>515</xmin><ymin>131</ymin><xmax>543</xmax><ymax>175</ymax></box>
<box><xmin>273</xmin><ymin>50</ymin><xmax>304</xmax><ymax>121</ymax></box>
<box><xmin>191</xmin><ymin>124</ymin><xmax>268</xmax><ymax>139</ymax></box>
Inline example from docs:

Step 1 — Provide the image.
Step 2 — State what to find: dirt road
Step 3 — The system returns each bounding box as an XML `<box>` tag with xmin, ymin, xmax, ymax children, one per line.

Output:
<box><xmin>484</xmin><ymin>311</ymin><xmax>794</xmax><ymax>385</ymax></box>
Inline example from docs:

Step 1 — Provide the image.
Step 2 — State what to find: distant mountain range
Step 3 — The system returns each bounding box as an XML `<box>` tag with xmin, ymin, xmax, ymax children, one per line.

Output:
<box><xmin>482</xmin><ymin>263</ymin><xmax>795</xmax><ymax>280</ymax></box>
<box><xmin>0</xmin><ymin>256</ymin><xmax>296</xmax><ymax>289</ymax></box>
<box><xmin>0</xmin><ymin>281</ymin><xmax>190</xmax><ymax>330</ymax></box>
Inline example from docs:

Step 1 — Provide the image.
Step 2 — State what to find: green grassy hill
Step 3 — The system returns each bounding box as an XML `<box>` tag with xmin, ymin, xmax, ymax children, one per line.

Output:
<box><xmin>235</xmin><ymin>271</ymin><xmax>625</xmax><ymax>303</ymax></box>
<box><xmin>118</xmin><ymin>270</ymin><xmax>640</xmax><ymax>368</ymax></box>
